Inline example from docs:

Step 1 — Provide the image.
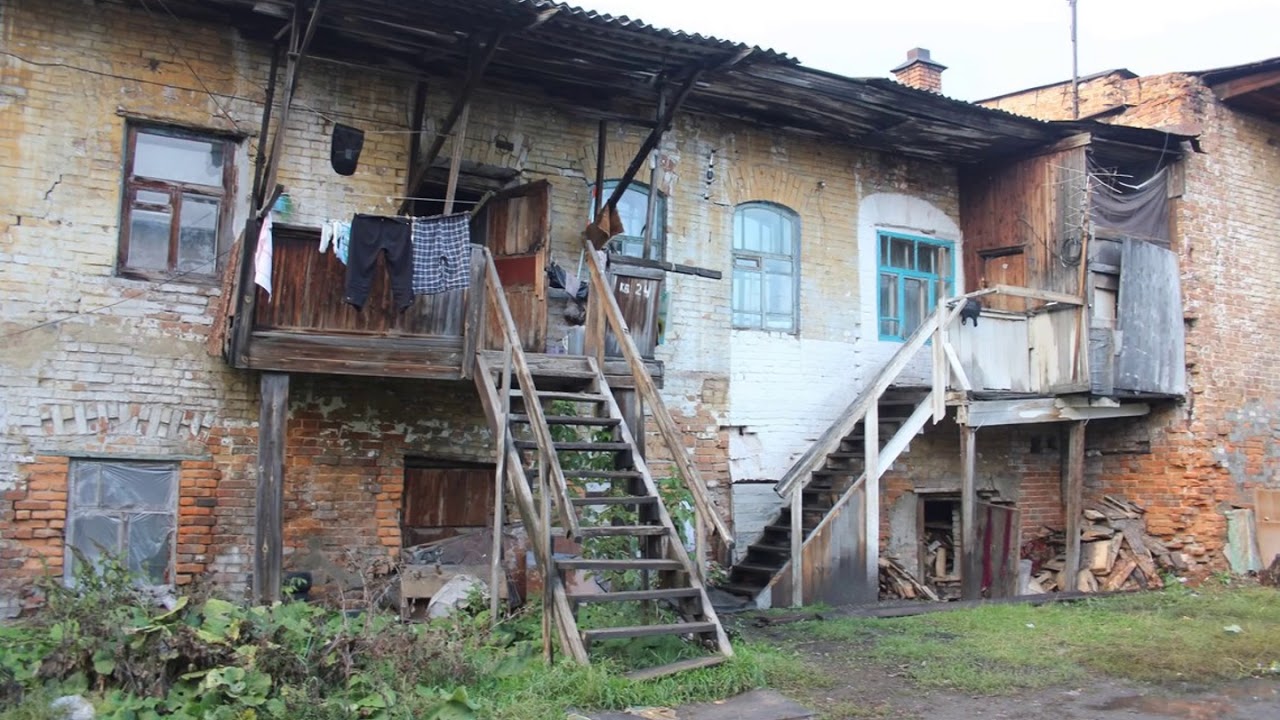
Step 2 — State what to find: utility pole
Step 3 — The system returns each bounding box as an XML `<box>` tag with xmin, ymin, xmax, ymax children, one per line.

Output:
<box><xmin>1069</xmin><ymin>0</ymin><xmax>1080</xmax><ymax>119</ymax></box>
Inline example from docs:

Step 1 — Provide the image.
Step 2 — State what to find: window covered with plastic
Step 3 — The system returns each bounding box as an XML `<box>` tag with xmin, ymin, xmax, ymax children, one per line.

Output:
<box><xmin>66</xmin><ymin>461</ymin><xmax>177</xmax><ymax>586</ymax></box>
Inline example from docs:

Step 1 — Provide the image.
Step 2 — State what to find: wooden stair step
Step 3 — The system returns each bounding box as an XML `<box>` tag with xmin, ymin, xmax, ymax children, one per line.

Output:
<box><xmin>733</xmin><ymin>562</ymin><xmax>783</xmax><ymax>575</ymax></box>
<box><xmin>510</xmin><ymin>414</ymin><xmax>620</xmax><ymax>426</ymax></box>
<box><xmin>568</xmin><ymin>587</ymin><xmax>700</xmax><ymax>604</ymax></box>
<box><xmin>764</xmin><ymin>523</ymin><xmax>819</xmax><ymax>536</ymax></box>
<box><xmin>514</xmin><ymin>440</ymin><xmax>631</xmax><ymax>452</ymax></box>
<box><xmin>582</xmin><ymin>621</ymin><xmax>717</xmax><ymax>644</ymax></box>
<box><xmin>716</xmin><ymin>582</ymin><xmax>765</xmax><ymax>597</ymax></box>
<box><xmin>625</xmin><ymin>654</ymin><xmax>727</xmax><ymax>681</ymax></box>
<box><xmin>534</xmin><ymin>469</ymin><xmax>643</xmax><ymax>480</ymax></box>
<box><xmin>578</xmin><ymin>525</ymin><xmax>668</xmax><ymax>537</ymax></box>
<box><xmin>749</xmin><ymin>543</ymin><xmax>792</xmax><ymax>555</ymax></box>
<box><xmin>812</xmin><ymin>468</ymin><xmax>860</xmax><ymax>478</ymax></box>
<box><xmin>557</xmin><ymin>558</ymin><xmax>682</xmax><ymax>571</ymax></box>
<box><xmin>510</xmin><ymin>390</ymin><xmax>609</xmax><ymax>403</ymax></box>
<box><xmin>570</xmin><ymin>495</ymin><xmax>658</xmax><ymax>506</ymax></box>
<box><xmin>825</xmin><ymin>452</ymin><xmax>866</xmax><ymax>460</ymax></box>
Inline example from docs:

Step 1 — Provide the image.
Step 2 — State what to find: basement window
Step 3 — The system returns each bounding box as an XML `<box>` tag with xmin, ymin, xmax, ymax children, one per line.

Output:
<box><xmin>66</xmin><ymin>460</ymin><xmax>177</xmax><ymax>586</ymax></box>
<box><xmin>118</xmin><ymin>125</ymin><xmax>234</xmax><ymax>280</ymax></box>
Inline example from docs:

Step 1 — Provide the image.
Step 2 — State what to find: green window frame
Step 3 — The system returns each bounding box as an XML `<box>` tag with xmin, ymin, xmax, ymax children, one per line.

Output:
<box><xmin>589</xmin><ymin>180</ymin><xmax>666</xmax><ymax>261</ymax></box>
<box><xmin>732</xmin><ymin>202</ymin><xmax>800</xmax><ymax>332</ymax></box>
<box><xmin>877</xmin><ymin>231</ymin><xmax>953</xmax><ymax>341</ymax></box>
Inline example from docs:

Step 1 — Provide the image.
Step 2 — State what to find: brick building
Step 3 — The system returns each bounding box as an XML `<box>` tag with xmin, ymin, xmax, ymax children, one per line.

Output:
<box><xmin>0</xmin><ymin>0</ymin><xmax>1197</xmax><ymax>643</ymax></box>
<box><xmin>981</xmin><ymin>58</ymin><xmax>1280</xmax><ymax>574</ymax></box>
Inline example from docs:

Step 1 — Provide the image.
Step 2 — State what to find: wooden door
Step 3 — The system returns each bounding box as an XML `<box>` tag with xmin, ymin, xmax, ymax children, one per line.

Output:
<box><xmin>965</xmin><ymin>502</ymin><xmax>1021</xmax><ymax>599</ymax></box>
<box><xmin>1257</xmin><ymin>490</ymin><xmax>1280</xmax><ymax>567</ymax></box>
<box><xmin>479</xmin><ymin>180</ymin><xmax>550</xmax><ymax>352</ymax></box>
<box><xmin>604</xmin><ymin>259</ymin><xmax>664</xmax><ymax>360</ymax></box>
<box><xmin>980</xmin><ymin>249</ymin><xmax>1026</xmax><ymax>312</ymax></box>
<box><xmin>402</xmin><ymin>465</ymin><xmax>494</xmax><ymax>546</ymax></box>
<box><xmin>1115</xmin><ymin>238</ymin><xmax>1186</xmax><ymax>396</ymax></box>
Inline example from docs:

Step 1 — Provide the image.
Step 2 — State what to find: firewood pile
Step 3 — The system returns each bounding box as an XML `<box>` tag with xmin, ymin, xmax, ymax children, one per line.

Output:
<box><xmin>923</xmin><ymin>529</ymin><xmax>962</xmax><ymax>600</ymax></box>
<box><xmin>1023</xmin><ymin>496</ymin><xmax>1186</xmax><ymax>593</ymax></box>
<box><xmin>879</xmin><ymin>557</ymin><xmax>939</xmax><ymax>601</ymax></box>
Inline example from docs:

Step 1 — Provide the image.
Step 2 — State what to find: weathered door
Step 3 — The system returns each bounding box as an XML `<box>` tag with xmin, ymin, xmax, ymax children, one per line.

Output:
<box><xmin>1115</xmin><ymin>238</ymin><xmax>1186</xmax><ymax>396</ymax></box>
<box><xmin>968</xmin><ymin>502</ymin><xmax>1020</xmax><ymax>599</ymax></box>
<box><xmin>604</xmin><ymin>259</ymin><xmax>664</xmax><ymax>360</ymax></box>
<box><xmin>1256</xmin><ymin>489</ymin><xmax>1280</xmax><ymax>567</ymax></box>
<box><xmin>402</xmin><ymin>464</ymin><xmax>494</xmax><ymax>546</ymax></box>
<box><xmin>479</xmin><ymin>180</ymin><xmax>550</xmax><ymax>352</ymax></box>
<box><xmin>980</xmin><ymin>249</ymin><xmax>1026</xmax><ymax>312</ymax></box>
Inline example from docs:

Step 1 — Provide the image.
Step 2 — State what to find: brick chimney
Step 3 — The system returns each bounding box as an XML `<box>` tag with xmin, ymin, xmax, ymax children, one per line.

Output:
<box><xmin>892</xmin><ymin>48</ymin><xmax>946</xmax><ymax>93</ymax></box>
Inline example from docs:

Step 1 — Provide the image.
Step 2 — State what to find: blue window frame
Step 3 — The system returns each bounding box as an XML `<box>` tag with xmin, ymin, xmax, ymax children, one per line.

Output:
<box><xmin>877</xmin><ymin>231</ymin><xmax>953</xmax><ymax>341</ymax></box>
<box><xmin>589</xmin><ymin>180</ymin><xmax>666</xmax><ymax>261</ymax></box>
<box><xmin>732</xmin><ymin>202</ymin><xmax>800</xmax><ymax>332</ymax></box>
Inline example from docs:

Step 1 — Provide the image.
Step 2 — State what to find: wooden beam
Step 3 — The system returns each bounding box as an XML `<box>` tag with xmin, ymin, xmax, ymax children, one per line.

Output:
<box><xmin>400</xmin><ymin>32</ymin><xmax>504</xmax><ymax>214</ymax></box>
<box><xmin>960</xmin><ymin>425</ymin><xmax>979</xmax><ymax>600</ymax></box>
<box><xmin>407</xmin><ymin>79</ymin><xmax>429</xmax><ymax>194</ymax></box>
<box><xmin>987</xmin><ymin>284</ymin><xmax>1084</xmax><ymax>306</ymax></box>
<box><xmin>254</xmin><ymin>372</ymin><xmax>289</xmax><ymax>604</ymax></box>
<box><xmin>959</xmin><ymin>398</ymin><xmax>1149</xmax><ymax>427</ymax></box>
<box><xmin>863</xmin><ymin>402</ymin><xmax>880</xmax><ymax>595</ymax></box>
<box><xmin>1062</xmin><ymin>421</ymin><xmax>1086</xmax><ymax>585</ymax></box>
<box><xmin>250</xmin><ymin>44</ymin><xmax>282</xmax><ymax>208</ymax></box>
<box><xmin>442</xmin><ymin>102</ymin><xmax>470</xmax><ymax>214</ymax></box>
<box><xmin>258</xmin><ymin>0</ymin><xmax>324</xmax><ymax>219</ymax></box>
<box><xmin>642</xmin><ymin>89</ymin><xmax>665</xmax><ymax>260</ymax></box>
<box><xmin>790</xmin><ymin>488</ymin><xmax>802</xmax><ymax>608</ymax></box>
<box><xmin>593</xmin><ymin>120</ymin><xmax>607</xmax><ymax>218</ymax></box>
<box><xmin>1212</xmin><ymin>68</ymin><xmax>1280</xmax><ymax>101</ymax></box>
<box><xmin>600</xmin><ymin>69</ymin><xmax>702</xmax><ymax>222</ymax></box>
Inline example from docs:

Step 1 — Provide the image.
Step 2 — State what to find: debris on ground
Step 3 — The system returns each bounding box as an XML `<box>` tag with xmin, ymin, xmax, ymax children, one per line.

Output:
<box><xmin>1023</xmin><ymin>495</ymin><xmax>1183</xmax><ymax>593</ymax></box>
<box><xmin>879</xmin><ymin>557</ymin><xmax>939</xmax><ymax>601</ymax></box>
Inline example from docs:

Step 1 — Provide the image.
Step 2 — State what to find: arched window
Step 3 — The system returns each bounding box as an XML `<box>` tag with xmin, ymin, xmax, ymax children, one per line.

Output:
<box><xmin>590</xmin><ymin>180</ymin><xmax>666</xmax><ymax>260</ymax></box>
<box><xmin>732</xmin><ymin>202</ymin><xmax>800</xmax><ymax>332</ymax></box>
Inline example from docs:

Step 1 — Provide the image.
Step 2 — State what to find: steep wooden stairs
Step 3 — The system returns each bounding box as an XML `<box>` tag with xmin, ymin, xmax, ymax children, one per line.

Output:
<box><xmin>722</xmin><ymin>298</ymin><xmax>974</xmax><ymax>607</ymax></box>
<box><xmin>471</xmin><ymin>246</ymin><xmax>734</xmax><ymax>680</ymax></box>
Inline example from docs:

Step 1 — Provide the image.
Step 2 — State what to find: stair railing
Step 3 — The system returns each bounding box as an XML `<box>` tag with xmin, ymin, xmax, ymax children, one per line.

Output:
<box><xmin>580</xmin><ymin>238</ymin><xmax>734</xmax><ymax>576</ymax></box>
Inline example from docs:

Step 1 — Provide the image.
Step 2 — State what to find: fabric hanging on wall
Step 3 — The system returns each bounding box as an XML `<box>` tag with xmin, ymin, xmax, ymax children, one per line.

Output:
<box><xmin>330</xmin><ymin>123</ymin><xmax>365</xmax><ymax>176</ymax></box>
<box><xmin>253</xmin><ymin>212</ymin><xmax>274</xmax><ymax>295</ymax></box>
<box><xmin>585</xmin><ymin>202</ymin><xmax>624</xmax><ymax>249</ymax></box>
<box><xmin>1089</xmin><ymin>166</ymin><xmax>1170</xmax><ymax>247</ymax></box>
<box><xmin>319</xmin><ymin>219</ymin><xmax>351</xmax><ymax>264</ymax></box>
<box><xmin>411</xmin><ymin>212</ymin><xmax>472</xmax><ymax>295</ymax></box>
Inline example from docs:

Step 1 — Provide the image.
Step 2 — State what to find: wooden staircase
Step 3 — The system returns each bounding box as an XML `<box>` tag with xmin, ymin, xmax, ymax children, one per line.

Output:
<box><xmin>471</xmin><ymin>246</ymin><xmax>733</xmax><ymax>680</ymax></box>
<box><xmin>721</xmin><ymin>297</ymin><xmax>974</xmax><ymax>607</ymax></box>
<box><xmin>722</xmin><ymin>393</ymin><xmax>928</xmax><ymax>598</ymax></box>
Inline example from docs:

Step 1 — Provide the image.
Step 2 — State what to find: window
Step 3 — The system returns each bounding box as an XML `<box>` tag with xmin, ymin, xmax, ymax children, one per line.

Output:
<box><xmin>877</xmin><ymin>232</ymin><xmax>953</xmax><ymax>340</ymax></box>
<box><xmin>591</xmin><ymin>180</ymin><xmax>666</xmax><ymax>260</ymax></box>
<box><xmin>732</xmin><ymin>202</ymin><xmax>800</xmax><ymax>332</ymax></box>
<box><xmin>120</xmin><ymin>125</ymin><xmax>233</xmax><ymax>279</ymax></box>
<box><xmin>66</xmin><ymin>461</ymin><xmax>177</xmax><ymax>586</ymax></box>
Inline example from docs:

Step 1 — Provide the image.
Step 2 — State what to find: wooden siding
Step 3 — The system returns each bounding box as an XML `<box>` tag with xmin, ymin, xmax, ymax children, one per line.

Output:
<box><xmin>604</xmin><ymin>262</ymin><xmax>664</xmax><ymax>360</ymax></box>
<box><xmin>254</xmin><ymin>225</ymin><xmax>473</xmax><ymax>336</ymax></box>
<box><xmin>960</xmin><ymin>145</ymin><xmax>1088</xmax><ymax>304</ymax></box>
<box><xmin>402</xmin><ymin>465</ymin><xmax>495</xmax><ymax>546</ymax></box>
<box><xmin>1115</xmin><ymin>239</ymin><xmax>1186</xmax><ymax>396</ymax></box>
<box><xmin>952</xmin><ymin>313</ymin><xmax>1031</xmax><ymax>393</ymax></box>
<box><xmin>1029</xmin><ymin>306</ymin><xmax>1087</xmax><ymax>392</ymax></box>
<box><xmin>768</xmin><ymin>487</ymin><xmax>873</xmax><ymax>607</ymax></box>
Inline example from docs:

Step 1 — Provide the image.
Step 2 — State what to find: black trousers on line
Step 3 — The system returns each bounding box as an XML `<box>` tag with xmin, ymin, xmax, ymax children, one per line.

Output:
<box><xmin>344</xmin><ymin>214</ymin><xmax>414</xmax><ymax>312</ymax></box>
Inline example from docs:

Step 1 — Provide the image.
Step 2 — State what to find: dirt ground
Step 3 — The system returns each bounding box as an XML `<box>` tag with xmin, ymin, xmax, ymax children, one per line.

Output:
<box><xmin>744</xmin><ymin>632</ymin><xmax>1280</xmax><ymax>720</ymax></box>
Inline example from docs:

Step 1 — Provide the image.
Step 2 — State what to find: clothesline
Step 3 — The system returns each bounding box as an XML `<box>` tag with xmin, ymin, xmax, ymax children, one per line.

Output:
<box><xmin>339</xmin><ymin>191</ymin><xmax>483</xmax><ymax>204</ymax></box>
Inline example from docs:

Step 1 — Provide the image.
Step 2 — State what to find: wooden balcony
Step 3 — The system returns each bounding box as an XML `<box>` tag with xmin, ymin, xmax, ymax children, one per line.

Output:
<box><xmin>240</xmin><ymin>224</ymin><xmax>484</xmax><ymax>380</ymax></box>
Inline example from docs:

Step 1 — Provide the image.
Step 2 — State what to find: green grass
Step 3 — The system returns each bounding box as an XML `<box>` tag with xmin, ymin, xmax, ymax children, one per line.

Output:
<box><xmin>756</xmin><ymin>586</ymin><xmax>1280</xmax><ymax>695</ymax></box>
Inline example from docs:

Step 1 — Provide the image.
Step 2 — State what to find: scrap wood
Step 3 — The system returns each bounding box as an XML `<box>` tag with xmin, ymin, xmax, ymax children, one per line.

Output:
<box><xmin>752</xmin><ymin>611</ymin><xmax>826</xmax><ymax>627</ymax></box>
<box><xmin>879</xmin><ymin>557</ymin><xmax>940</xmax><ymax>602</ymax></box>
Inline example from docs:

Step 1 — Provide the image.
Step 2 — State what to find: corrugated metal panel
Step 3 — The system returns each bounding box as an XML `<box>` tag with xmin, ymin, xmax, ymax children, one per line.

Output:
<box><xmin>1115</xmin><ymin>239</ymin><xmax>1186</xmax><ymax>396</ymax></box>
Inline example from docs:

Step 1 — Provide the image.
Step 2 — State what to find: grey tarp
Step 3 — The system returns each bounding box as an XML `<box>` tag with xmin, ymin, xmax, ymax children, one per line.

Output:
<box><xmin>1090</xmin><ymin>166</ymin><xmax>1170</xmax><ymax>246</ymax></box>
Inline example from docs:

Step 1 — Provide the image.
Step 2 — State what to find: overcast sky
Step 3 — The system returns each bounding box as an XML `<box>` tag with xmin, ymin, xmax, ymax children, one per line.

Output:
<box><xmin>571</xmin><ymin>0</ymin><xmax>1280</xmax><ymax>101</ymax></box>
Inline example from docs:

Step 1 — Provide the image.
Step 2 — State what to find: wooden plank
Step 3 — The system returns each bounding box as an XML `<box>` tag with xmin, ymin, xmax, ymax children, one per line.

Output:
<box><xmin>942</xmin><ymin>341</ymin><xmax>973</xmax><ymax>392</ymax></box>
<box><xmin>253</xmin><ymin>372</ymin><xmax>289</xmax><ymax>604</ymax></box>
<box><xmin>1115</xmin><ymin>239</ymin><xmax>1186</xmax><ymax>396</ymax></box>
<box><xmin>988</xmin><ymin>284</ymin><xmax>1084</xmax><ymax>306</ymax></box>
<box><xmin>489</xmin><ymin>343</ymin><xmax>512</xmax><ymax>622</ymax></box>
<box><xmin>959</xmin><ymin>398</ymin><xmax>1149</xmax><ymax>426</ymax></box>
<box><xmin>1212</xmin><ymin>68</ymin><xmax>1280</xmax><ymax>101</ymax></box>
<box><xmin>623</xmin><ymin>655</ymin><xmax>727</xmax><ymax>682</ymax></box>
<box><xmin>790</xmin><ymin>488</ymin><xmax>802</xmax><ymax>607</ymax></box>
<box><xmin>556</xmin><ymin>558</ymin><xmax>682</xmax><ymax>571</ymax></box>
<box><xmin>442</xmin><ymin>102</ymin><xmax>470</xmax><ymax>214</ymax></box>
<box><xmin>245</xmin><ymin>331</ymin><xmax>464</xmax><ymax>379</ymax></box>
<box><xmin>583</xmin><ymin>622</ymin><xmax>717</xmax><ymax>643</ymax></box>
<box><xmin>581</xmin><ymin>240</ymin><xmax>734</xmax><ymax>548</ymax></box>
<box><xmin>863</xmin><ymin>403</ymin><xmax>880</xmax><ymax>594</ymax></box>
<box><xmin>960</xmin><ymin>425</ymin><xmax>978</xmax><ymax>600</ymax></box>
<box><xmin>460</xmin><ymin>246</ymin><xmax>486</xmax><ymax>379</ymax></box>
<box><xmin>1062</xmin><ymin>421</ymin><xmax>1086</xmax><ymax>583</ymax></box>
<box><xmin>569</xmin><ymin>588</ymin><xmax>699</xmax><ymax>604</ymax></box>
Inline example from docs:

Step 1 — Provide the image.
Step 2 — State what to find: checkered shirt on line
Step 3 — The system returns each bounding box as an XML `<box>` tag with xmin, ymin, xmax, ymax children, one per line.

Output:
<box><xmin>411</xmin><ymin>212</ymin><xmax>471</xmax><ymax>295</ymax></box>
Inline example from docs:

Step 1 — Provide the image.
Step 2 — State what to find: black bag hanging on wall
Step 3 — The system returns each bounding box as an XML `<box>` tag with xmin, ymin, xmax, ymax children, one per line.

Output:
<box><xmin>330</xmin><ymin>123</ymin><xmax>365</xmax><ymax>176</ymax></box>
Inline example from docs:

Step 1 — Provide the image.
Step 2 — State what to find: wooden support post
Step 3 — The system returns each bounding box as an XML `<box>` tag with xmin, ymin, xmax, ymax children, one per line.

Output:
<box><xmin>254</xmin><ymin>372</ymin><xmax>289</xmax><ymax>604</ymax></box>
<box><xmin>960</xmin><ymin>425</ymin><xmax>979</xmax><ymax>600</ymax></box>
<box><xmin>490</xmin><ymin>344</ymin><xmax>513</xmax><ymax>624</ymax></box>
<box><xmin>1063</xmin><ymin>421</ymin><xmax>1086</xmax><ymax>582</ymax></box>
<box><xmin>540</xmin><ymin>445</ymin><xmax>554</xmax><ymax>663</ymax></box>
<box><xmin>407</xmin><ymin>79</ymin><xmax>429</xmax><ymax>199</ymax></box>
<box><xmin>790</xmin><ymin>489</ymin><xmax>802</xmax><ymax>607</ymax></box>
<box><xmin>593</xmin><ymin>120</ymin><xmax>607</xmax><ymax>218</ymax></box>
<box><xmin>932</xmin><ymin>296</ymin><xmax>947</xmax><ymax>423</ymax></box>
<box><xmin>442</xmin><ymin>102</ymin><xmax>470</xmax><ymax>215</ymax></box>
<box><xmin>863</xmin><ymin>402</ymin><xmax>880</xmax><ymax>595</ymax></box>
<box><xmin>641</xmin><ymin>90</ymin><xmax>665</xmax><ymax>261</ymax></box>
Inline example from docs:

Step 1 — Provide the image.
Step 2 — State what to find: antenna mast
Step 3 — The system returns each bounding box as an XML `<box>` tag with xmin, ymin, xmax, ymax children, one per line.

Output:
<box><xmin>1069</xmin><ymin>0</ymin><xmax>1080</xmax><ymax>119</ymax></box>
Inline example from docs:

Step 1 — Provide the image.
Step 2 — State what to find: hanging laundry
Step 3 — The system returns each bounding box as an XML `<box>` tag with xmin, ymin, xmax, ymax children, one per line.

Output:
<box><xmin>253</xmin><ymin>212</ymin><xmax>274</xmax><ymax>295</ymax></box>
<box><xmin>330</xmin><ymin>123</ymin><xmax>365</xmax><ymax>176</ymax></box>
<box><xmin>319</xmin><ymin>219</ymin><xmax>351</xmax><ymax>264</ymax></box>
<box><xmin>345</xmin><ymin>214</ymin><xmax>414</xmax><ymax>312</ymax></box>
<box><xmin>411</xmin><ymin>212</ymin><xmax>471</xmax><ymax>296</ymax></box>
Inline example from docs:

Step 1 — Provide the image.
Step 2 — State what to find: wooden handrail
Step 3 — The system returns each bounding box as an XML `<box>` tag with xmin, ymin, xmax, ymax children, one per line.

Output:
<box><xmin>580</xmin><ymin>240</ymin><xmax>735</xmax><ymax>551</ymax></box>
<box><xmin>481</xmin><ymin>248</ymin><xmax>580</xmax><ymax>539</ymax></box>
<box><xmin>774</xmin><ymin>301</ymin><xmax>967</xmax><ymax>498</ymax></box>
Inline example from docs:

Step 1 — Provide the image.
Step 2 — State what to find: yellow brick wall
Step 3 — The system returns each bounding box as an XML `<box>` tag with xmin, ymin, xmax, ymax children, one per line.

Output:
<box><xmin>0</xmin><ymin>0</ymin><xmax>963</xmax><ymax>605</ymax></box>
